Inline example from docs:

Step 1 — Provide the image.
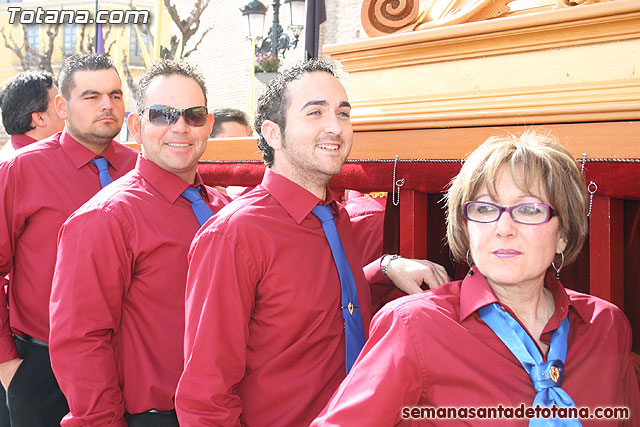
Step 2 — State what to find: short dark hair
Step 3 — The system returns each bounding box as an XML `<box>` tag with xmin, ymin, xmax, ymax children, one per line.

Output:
<box><xmin>0</xmin><ymin>70</ymin><xmax>55</xmax><ymax>135</ymax></box>
<box><xmin>210</xmin><ymin>108</ymin><xmax>251</xmax><ymax>137</ymax></box>
<box><xmin>136</xmin><ymin>59</ymin><xmax>207</xmax><ymax>113</ymax></box>
<box><xmin>254</xmin><ymin>60</ymin><xmax>335</xmax><ymax>166</ymax></box>
<box><xmin>58</xmin><ymin>53</ymin><xmax>117</xmax><ymax>99</ymax></box>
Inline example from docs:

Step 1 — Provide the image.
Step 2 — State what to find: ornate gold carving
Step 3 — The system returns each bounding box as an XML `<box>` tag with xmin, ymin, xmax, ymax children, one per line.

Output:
<box><xmin>361</xmin><ymin>0</ymin><xmax>514</xmax><ymax>36</ymax></box>
<box><xmin>360</xmin><ymin>0</ymin><xmax>421</xmax><ymax>37</ymax></box>
<box><xmin>556</xmin><ymin>0</ymin><xmax>615</xmax><ymax>8</ymax></box>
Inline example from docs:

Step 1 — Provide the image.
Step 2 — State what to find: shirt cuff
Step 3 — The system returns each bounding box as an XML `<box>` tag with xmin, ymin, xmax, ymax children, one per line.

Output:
<box><xmin>364</xmin><ymin>255</ymin><xmax>392</xmax><ymax>286</ymax></box>
<box><xmin>0</xmin><ymin>333</ymin><xmax>19</xmax><ymax>363</ymax></box>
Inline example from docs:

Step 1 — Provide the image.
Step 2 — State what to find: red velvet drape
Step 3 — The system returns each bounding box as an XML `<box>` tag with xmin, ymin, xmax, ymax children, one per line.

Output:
<box><xmin>199</xmin><ymin>160</ymin><xmax>640</xmax><ymax>351</ymax></box>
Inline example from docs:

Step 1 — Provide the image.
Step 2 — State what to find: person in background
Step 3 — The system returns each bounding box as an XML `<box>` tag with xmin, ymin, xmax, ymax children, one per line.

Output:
<box><xmin>0</xmin><ymin>69</ymin><xmax>65</xmax><ymax>427</ymax></box>
<box><xmin>0</xmin><ymin>53</ymin><xmax>138</xmax><ymax>427</ymax></box>
<box><xmin>210</xmin><ymin>107</ymin><xmax>253</xmax><ymax>138</ymax></box>
<box><xmin>49</xmin><ymin>59</ymin><xmax>230</xmax><ymax>427</ymax></box>
<box><xmin>175</xmin><ymin>60</ymin><xmax>450</xmax><ymax>426</ymax></box>
<box><xmin>210</xmin><ymin>107</ymin><xmax>254</xmax><ymax>198</ymax></box>
<box><xmin>312</xmin><ymin>132</ymin><xmax>640</xmax><ymax>426</ymax></box>
<box><xmin>0</xmin><ymin>70</ymin><xmax>65</xmax><ymax>160</ymax></box>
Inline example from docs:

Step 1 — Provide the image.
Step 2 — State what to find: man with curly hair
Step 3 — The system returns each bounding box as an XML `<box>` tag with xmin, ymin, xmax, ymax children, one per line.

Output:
<box><xmin>176</xmin><ymin>60</ymin><xmax>449</xmax><ymax>426</ymax></box>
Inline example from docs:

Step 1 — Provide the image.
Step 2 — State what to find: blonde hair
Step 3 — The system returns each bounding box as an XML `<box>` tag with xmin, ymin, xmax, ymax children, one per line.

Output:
<box><xmin>445</xmin><ymin>131</ymin><xmax>588</xmax><ymax>265</ymax></box>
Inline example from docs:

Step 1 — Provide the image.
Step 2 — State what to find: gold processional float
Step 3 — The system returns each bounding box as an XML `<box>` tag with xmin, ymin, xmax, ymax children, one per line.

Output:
<box><xmin>197</xmin><ymin>0</ymin><xmax>640</xmax><ymax>357</ymax></box>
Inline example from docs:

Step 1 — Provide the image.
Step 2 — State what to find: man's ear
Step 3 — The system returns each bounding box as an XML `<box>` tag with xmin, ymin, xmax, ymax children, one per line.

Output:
<box><xmin>261</xmin><ymin>120</ymin><xmax>283</xmax><ymax>150</ymax></box>
<box><xmin>30</xmin><ymin>111</ymin><xmax>44</xmax><ymax>128</ymax></box>
<box><xmin>127</xmin><ymin>113</ymin><xmax>143</xmax><ymax>145</ymax></box>
<box><xmin>54</xmin><ymin>94</ymin><xmax>68</xmax><ymax>120</ymax></box>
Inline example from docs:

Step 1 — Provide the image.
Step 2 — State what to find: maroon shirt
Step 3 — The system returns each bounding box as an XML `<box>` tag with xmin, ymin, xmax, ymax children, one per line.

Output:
<box><xmin>0</xmin><ymin>130</ymin><xmax>137</xmax><ymax>362</ymax></box>
<box><xmin>176</xmin><ymin>168</ymin><xmax>387</xmax><ymax>426</ymax></box>
<box><xmin>0</xmin><ymin>134</ymin><xmax>38</xmax><ymax>161</ymax></box>
<box><xmin>49</xmin><ymin>155</ymin><xmax>231</xmax><ymax>426</ymax></box>
<box><xmin>344</xmin><ymin>192</ymin><xmax>386</xmax><ymax>267</ymax></box>
<box><xmin>313</xmin><ymin>268</ymin><xmax>640</xmax><ymax>426</ymax></box>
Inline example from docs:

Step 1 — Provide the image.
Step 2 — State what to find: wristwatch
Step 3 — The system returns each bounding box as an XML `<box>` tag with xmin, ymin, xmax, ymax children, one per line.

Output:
<box><xmin>381</xmin><ymin>254</ymin><xmax>402</xmax><ymax>279</ymax></box>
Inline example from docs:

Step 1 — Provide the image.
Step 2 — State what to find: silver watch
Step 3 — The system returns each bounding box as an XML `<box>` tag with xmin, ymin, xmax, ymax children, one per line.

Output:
<box><xmin>381</xmin><ymin>254</ymin><xmax>402</xmax><ymax>279</ymax></box>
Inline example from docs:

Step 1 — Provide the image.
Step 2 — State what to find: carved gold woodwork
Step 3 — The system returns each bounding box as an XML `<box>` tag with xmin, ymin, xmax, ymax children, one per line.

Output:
<box><xmin>361</xmin><ymin>0</ymin><xmax>619</xmax><ymax>37</ymax></box>
<box><xmin>557</xmin><ymin>0</ymin><xmax>615</xmax><ymax>8</ymax></box>
<box><xmin>176</xmin><ymin>121</ymin><xmax>640</xmax><ymax>162</ymax></box>
<box><xmin>326</xmin><ymin>0</ymin><xmax>640</xmax><ymax>132</ymax></box>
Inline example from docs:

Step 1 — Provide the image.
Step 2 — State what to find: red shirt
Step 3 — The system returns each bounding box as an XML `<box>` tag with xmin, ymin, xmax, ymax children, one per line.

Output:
<box><xmin>49</xmin><ymin>155</ymin><xmax>230</xmax><ymax>427</ymax></box>
<box><xmin>0</xmin><ymin>130</ymin><xmax>137</xmax><ymax>362</ymax></box>
<box><xmin>176</xmin><ymin>168</ymin><xmax>387</xmax><ymax>427</ymax></box>
<box><xmin>0</xmin><ymin>134</ymin><xmax>37</xmax><ymax>161</ymax></box>
<box><xmin>344</xmin><ymin>192</ymin><xmax>386</xmax><ymax>267</ymax></box>
<box><xmin>313</xmin><ymin>268</ymin><xmax>640</xmax><ymax>426</ymax></box>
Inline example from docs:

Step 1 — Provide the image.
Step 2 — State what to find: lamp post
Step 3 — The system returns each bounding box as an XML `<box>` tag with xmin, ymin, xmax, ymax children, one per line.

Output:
<box><xmin>240</xmin><ymin>0</ymin><xmax>305</xmax><ymax>59</ymax></box>
<box><xmin>241</xmin><ymin>0</ymin><xmax>304</xmax><ymax>115</ymax></box>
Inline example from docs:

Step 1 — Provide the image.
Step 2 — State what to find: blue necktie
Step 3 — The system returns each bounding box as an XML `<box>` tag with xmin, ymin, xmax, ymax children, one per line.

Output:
<box><xmin>91</xmin><ymin>157</ymin><xmax>113</xmax><ymax>188</ymax></box>
<box><xmin>312</xmin><ymin>204</ymin><xmax>366</xmax><ymax>374</ymax></box>
<box><xmin>181</xmin><ymin>187</ymin><xmax>214</xmax><ymax>226</ymax></box>
<box><xmin>478</xmin><ymin>303</ymin><xmax>581</xmax><ymax>426</ymax></box>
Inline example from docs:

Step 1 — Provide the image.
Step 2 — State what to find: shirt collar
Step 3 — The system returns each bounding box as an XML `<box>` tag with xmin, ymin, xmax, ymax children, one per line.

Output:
<box><xmin>260</xmin><ymin>167</ymin><xmax>338</xmax><ymax>224</ymax></box>
<box><xmin>136</xmin><ymin>154</ymin><xmax>206</xmax><ymax>204</ymax></box>
<box><xmin>459</xmin><ymin>266</ymin><xmax>585</xmax><ymax>327</ymax></box>
<box><xmin>60</xmin><ymin>129</ymin><xmax>121</xmax><ymax>171</ymax></box>
<box><xmin>10</xmin><ymin>134</ymin><xmax>37</xmax><ymax>150</ymax></box>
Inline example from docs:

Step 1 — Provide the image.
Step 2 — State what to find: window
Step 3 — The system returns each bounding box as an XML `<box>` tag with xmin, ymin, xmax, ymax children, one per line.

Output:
<box><xmin>26</xmin><ymin>25</ymin><xmax>39</xmax><ymax>54</ymax></box>
<box><xmin>129</xmin><ymin>23</ymin><xmax>149</xmax><ymax>65</ymax></box>
<box><xmin>63</xmin><ymin>24</ymin><xmax>77</xmax><ymax>55</ymax></box>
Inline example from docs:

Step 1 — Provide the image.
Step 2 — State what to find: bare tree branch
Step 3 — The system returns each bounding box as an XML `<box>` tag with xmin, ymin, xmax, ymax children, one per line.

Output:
<box><xmin>77</xmin><ymin>24</ymin><xmax>87</xmax><ymax>54</ymax></box>
<box><xmin>159</xmin><ymin>35</ymin><xmax>179</xmax><ymax>59</ymax></box>
<box><xmin>39</xmin><ymin>24</ymin><xmax>60</xmax><ymax>73</ymax></box>
<box><xmin>0</xmin><ymin>27</ymin><xmax>29</xmax><ymax>71</ymax></box>
<box><xmin>126</xmin><ymin>0</ymin><xmax>212</xmax><ymax>61</ymax></box>
<box><xmin>2</xmin><ymin>23</ymin><xmax>60</xmax><ymax>72</ymax></box>
<box><xmin>163</xmin><ymin>0</ymin><xmax>213</xmax><ymax>58</ymax></box>
<box><xmin>182</xmin><ymin>25</ymin><xmax>213</xmax><ymax>58</ymax></box>
<box><xmin>102</xmin><ymin>25</ymin><xmax>117</xmax><ymax>56</ymax></box>
<box><xmin>120</xmin><ymin>51</ymin><xmax>138</xmax><ymax>96</ymax></box>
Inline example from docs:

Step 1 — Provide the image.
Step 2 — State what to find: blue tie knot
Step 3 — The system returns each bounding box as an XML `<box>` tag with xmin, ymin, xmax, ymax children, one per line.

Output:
<box><xmin>91</xmin><ymin>157</ymin><xmax>109</xmax><ymax>171</ymax></box>
<box><xmin>529</xmin><ymin>359</ymin><xmax>565</xmax><ymax>392</ymax></box>
<box><xmin>312</xmin><ymin>204</ymin><xmax>334</xmax><ymax>223</ymax></box>
<box><xmin>91</xmin><ymin>157</ymin><xmax>113</xmax><ymax>188</ymax></box>
<box><xmin>181</xmin><ymin>186</ymin><xmax>214</xmax><ymax>226</ymax></box>
<box><xmin>182</xmin><ymin>186</ymin><xmax>203</xmax><ymax>203</ymax></box>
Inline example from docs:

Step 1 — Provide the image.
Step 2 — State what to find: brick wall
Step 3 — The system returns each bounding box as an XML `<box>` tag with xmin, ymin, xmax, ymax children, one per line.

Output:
<box><xmin>188</xmin><ymin>0</ymin><xmax>369</xmax><ymax>121</ymax></box>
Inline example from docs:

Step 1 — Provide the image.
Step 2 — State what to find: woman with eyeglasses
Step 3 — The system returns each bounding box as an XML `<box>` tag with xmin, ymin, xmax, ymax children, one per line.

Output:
<box><xmin>312</xmin><ymin>132</ymin><xmax>639</xmax><ymax>426</ymax></box>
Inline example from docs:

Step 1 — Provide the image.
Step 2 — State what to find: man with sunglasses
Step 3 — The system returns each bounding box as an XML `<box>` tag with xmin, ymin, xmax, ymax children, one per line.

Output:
<box><xmin>48</xmin><ymin>60</ymin><xmax>230</xmax><ymax>427</ymax></box>
<box><xmin>176</xmin><ymin>60</ymin><xmax>450</xmax><ymax>426</ymax></box>
<box><xmin>0</xmin><ymin>53</ymin><xmax>138</xmax><ymax>427</ymax></box>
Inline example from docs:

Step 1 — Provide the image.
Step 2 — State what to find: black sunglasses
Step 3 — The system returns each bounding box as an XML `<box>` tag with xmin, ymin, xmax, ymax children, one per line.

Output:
<box><xmin>141</xmin><ymin>105</ymin><xmax>208</xmax><ymax>127</ymax></box>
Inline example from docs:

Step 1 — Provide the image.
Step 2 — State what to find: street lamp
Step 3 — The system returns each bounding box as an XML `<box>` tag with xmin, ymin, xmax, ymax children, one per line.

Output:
<box><xmin>240</xmin><ymin>0</ymin><xmax>305</xmax><ymax>59</ymax></box>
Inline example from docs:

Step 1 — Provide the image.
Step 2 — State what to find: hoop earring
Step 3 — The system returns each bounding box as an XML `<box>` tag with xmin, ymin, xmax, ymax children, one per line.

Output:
<box><xmin>552</xmin><ymin>252</ymin><xmax>565</xmax><ymax>279</ymax></box>
<box><xmin>466</xmin><ymin>249</ymin><xmax>474</xmax><ymax>276</ymax></box>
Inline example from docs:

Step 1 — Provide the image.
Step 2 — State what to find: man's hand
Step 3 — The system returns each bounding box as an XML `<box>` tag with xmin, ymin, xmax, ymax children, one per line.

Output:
<box><xmin>385</xmin><ymin>257</ymin><xmax>450</xmax><ymax>295</ymax></box>
<box><xmin>0</xmin><ymin>357</ymin><xmax>22</xmax><ymax>391</ymax></box>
